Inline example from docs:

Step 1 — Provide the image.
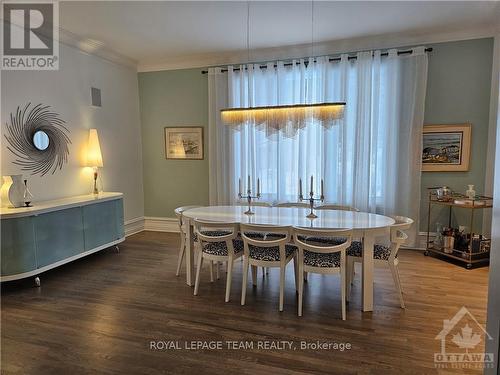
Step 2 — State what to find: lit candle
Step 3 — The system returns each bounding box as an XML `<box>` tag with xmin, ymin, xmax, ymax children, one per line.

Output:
<box><xmin>238</xmin><ymin>178</ymin><xmax>242</xmax><ymax>195</ymax></box>
<box><xmin>321</xmin><ymin>179</ymin><xmax>324</xmax><ymax>197</ymax></box>
<box><xmin>299</xmin><ymin>178</ymin><xmax>303</xmax><ymax>197</ymax></box>
<box><xmin>248</xmin><ymin>175</ymin><xmax>251</xmax><ymax>192</ymax></box>
<box><xmin>310</xmin><ymin>175</ymin><xmax>313</xmax><ymax>195</ymax></box>
<box><xmin>257</xmin><ymin>178</ymin><xmax>260</xmax><ymax>196</ymax></box>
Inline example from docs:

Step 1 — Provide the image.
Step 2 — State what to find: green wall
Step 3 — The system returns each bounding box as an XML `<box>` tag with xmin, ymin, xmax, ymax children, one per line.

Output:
<box><xmin>421</xmin><ymin>38</ymin><xmax>493</xmax><ymax>232</ymax></box>
<box><xmin>139</xmin><ymin>38</ymin><xmax>494</xmax><ymax>226</ymax></box>
<box><xmin>138</xmin><ymin>69</ymin><xmax>209</xmax><ymax>217</ymax></box>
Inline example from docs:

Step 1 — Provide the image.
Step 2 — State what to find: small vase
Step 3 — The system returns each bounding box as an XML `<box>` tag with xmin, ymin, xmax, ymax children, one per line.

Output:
<box><xmin>1</xmin><ymin>175</ymin><xmax>24</xmax><ymax>208</ymax></box>
<box><xmin>23</xmin><ymin>179</ymin><xmax>34</xmax><ymax>207</ymax></box>
<box><xmin>466</xmin><ymin>185</ymin><xmax>476</xmax><ymax>199</ymax></box>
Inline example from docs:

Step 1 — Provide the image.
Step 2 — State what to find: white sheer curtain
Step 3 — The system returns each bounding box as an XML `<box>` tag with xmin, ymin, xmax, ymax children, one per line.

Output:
<box><xmin>208</xmin><ymin>48</ymin><xmax>428</xmax><ymax>243</ymax></box>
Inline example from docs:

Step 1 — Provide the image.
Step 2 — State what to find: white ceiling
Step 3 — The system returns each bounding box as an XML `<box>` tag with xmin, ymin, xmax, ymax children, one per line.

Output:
<box><xmin>59</xmin><ymin>1</ymin><xmax>500</xmax><ymax>71</ymax></box>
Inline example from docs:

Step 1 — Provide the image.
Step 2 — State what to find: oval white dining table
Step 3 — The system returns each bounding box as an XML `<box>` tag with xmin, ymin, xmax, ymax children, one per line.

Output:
<box><xmin>182</xmin><ymin>205</ymin><xmax>395</xmax><ymax>312</ymax></box>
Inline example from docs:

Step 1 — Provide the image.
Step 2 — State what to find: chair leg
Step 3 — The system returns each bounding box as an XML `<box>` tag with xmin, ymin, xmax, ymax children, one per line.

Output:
<box><xmin>209</xmin><ymin>261</ymin><xmax>214</xmax><ymax>282</ymax></box>
<box><xmin>349</xmin><ymin>259</ymin><xmax>355</xmax><ymax>284</ymax></box>
<box><xmin>241</xmin><ymin>257</ymin><xmax>249</xmax><ymax>306</ymax></box>
<box><xmin>279</xmin><ymin>265</ymin><xmax>286</xmax><ymax>312</ymax></box>
<box><xmin>216</xmin><ymin>262</ymin><xmax>220</xmax><ymax>280</ymax></box>
<box><xmin>175</xmin><ymin>237</ymin><xmax>185</xmax><ymax>276</ymax></box>
<box><xmin>225</xmin><ymin>258</ymin><xmax>233</xmax><ymax>302</ymax></box>
<box><xmin>303</xmin><ymin>271</ymin><xmax>308</xmax><ymax>282</ymax></box>
<box><xmin>193</xmin><ymin>252</ymin><xmax>204</xmax><ymax>296</ymax></box>
<box><xmin>390</xmin><ymin>263</ymin><xmax>405</xmax><ymax>309</ymax></box>
<box><xmin>251</xmin><ymin>265</ymin><xmax>257</xmax><ymax>286</ymax></box>
<box><xmin>346</xmin><ymin>257</ymin><xmax>352</xmax><ymax>302</ymax></box>
<box><xmin>298</xmin><ymin>263</ymin><xmax>304</xmax><ymax>316</ymax></box>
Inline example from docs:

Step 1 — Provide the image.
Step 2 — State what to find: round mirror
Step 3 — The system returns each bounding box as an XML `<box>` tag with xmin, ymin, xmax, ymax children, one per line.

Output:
<box><xmin>33</xmin><ymin>130</ymin><xmax>49</xmax><ymax>150</ymax></box>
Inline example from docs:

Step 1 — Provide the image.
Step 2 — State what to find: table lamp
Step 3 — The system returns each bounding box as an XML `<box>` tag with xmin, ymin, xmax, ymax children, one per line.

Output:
<box><xmin>87</xmin><ymin>129</ymin><xmax>103</xmax><ymax>194</ymax></box>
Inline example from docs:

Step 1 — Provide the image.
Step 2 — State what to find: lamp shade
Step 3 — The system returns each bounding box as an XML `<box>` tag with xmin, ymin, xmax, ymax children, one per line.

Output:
<box><xmin>87</xmin><ymin>129</ymin><xmax>103</xmax><ymax>167</ymax></box>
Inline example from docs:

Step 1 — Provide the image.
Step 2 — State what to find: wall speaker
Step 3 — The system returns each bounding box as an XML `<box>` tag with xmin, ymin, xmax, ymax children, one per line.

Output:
<box><xmin>91</xmin><ymin>87</ymin><xmax>101</xmax><ymax>107</ymax></box>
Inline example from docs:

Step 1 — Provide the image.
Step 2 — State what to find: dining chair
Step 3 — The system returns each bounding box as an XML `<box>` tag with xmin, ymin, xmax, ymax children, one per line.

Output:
<box><xmin>346</xmin><ymin>216</ymin><xmax>414</xmax><ymax>308</ymax></box>
<box><xmin>293</xmin><ymin>228</ymin><xmax>352</xmax><ymax>319</ymax></box>
<box><xmin>315</xmin><ymin>204</ymin><xmax>360</xmax><ymax>212</ymax></box>
<box><xmin>174</xmin><ymin>205</ymin><xmax>201</xmax><ymax>276</ymax></box>
<box><xmin>240</xmin><ymin>224</ymin><xmax>298</xmax><ymax>312</ymax></box>
<box><xmin>193</xmin><ymin>219</ymin><xmax>243</xmax><ymax>302</ymax></box>
<box><xmin>274</xmin><ymin>202</ymin><xmax>309</xmax><ymax>208</ymax></box>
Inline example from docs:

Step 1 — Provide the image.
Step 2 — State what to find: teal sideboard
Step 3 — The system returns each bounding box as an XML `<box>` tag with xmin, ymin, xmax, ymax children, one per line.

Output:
<box><xmin>1</xmin><ymin>192</ymin><xmax>124</xmax><ymax>285</ymax></box>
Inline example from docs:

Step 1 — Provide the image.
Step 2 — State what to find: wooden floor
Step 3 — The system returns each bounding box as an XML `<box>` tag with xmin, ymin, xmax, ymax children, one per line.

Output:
<box><xmin>1</xmin><ymin>231</ymin><xmax>490</xmax><ymax>375</ymax></box>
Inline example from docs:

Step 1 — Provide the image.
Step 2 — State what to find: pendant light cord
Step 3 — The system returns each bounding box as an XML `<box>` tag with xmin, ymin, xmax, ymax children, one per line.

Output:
<box><xmin>247</xmin><ymin>1</ymin><xmax>250</xmax><ymax>65</ymax></box>
<box><xmin>311</xmin><ymin>0</ymin><xmax>314</xmax><ymax>58</ymax></box>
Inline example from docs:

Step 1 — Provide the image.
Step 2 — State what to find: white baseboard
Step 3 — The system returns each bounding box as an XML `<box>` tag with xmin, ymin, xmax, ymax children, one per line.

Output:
<box><xmin>144</xmin><ymin>216</ymin><xmax>179</xmax><ymax>233</ymax></box>
<box><xmin>124</xmin><ymin>216</ymin><xmax>145</xmax><ymax>236</ymax></box>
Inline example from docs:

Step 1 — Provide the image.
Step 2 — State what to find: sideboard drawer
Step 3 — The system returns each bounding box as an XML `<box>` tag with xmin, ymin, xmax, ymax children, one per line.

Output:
<box><xmin>82</xmin><ymin>199</ymin><xmax>122</xmax><ymax>250</ymax></box>
<box><xmin>35</xmin><ymin>207</ymin><xmax>85</xmax><ymax>268</ymax></box>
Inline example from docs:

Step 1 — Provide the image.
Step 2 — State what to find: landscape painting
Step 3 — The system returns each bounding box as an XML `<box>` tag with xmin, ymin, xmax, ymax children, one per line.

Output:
<box><xmin>421</xmin><ymin>124</ymin><xmax>471</xmax><ymax>172</ymax></box>
<box><xmin>165</xmin><ymin>127</ymin><xmax>204</xmax><ymax>160</ymax></box>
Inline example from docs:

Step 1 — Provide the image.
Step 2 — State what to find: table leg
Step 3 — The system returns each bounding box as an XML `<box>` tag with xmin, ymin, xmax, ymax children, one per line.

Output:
<box><xmin>185</xmin><ymin>219</ymin><xmax>195</xmax><ymax>286</ymax></box>
<box><xmin>362</xmin><ymin>233</ymin><xmax>374</xmax><ymax>312</ymax></box>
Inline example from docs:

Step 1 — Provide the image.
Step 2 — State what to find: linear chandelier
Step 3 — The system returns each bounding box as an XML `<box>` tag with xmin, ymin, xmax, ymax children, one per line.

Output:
<box><xmin>220</xmin><ymin>1</ymin><xmax>346</xmax><ymax>137</ymax></box>
<box><xmin>221</xmin><ymin>102</ymin><xmax>346</xmax><ymax>132</ymax></box>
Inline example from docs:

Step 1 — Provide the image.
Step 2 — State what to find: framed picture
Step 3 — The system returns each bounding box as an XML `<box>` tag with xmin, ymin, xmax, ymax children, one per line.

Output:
<box><xmin>421</xmin><ymin>124</ymin><xmax>471</xmax><ymax>172</ymax></box>
<box><xmin>164</xmin><ymin>127</ymin><xmax>204</xmax><ymax>160</ymax></box>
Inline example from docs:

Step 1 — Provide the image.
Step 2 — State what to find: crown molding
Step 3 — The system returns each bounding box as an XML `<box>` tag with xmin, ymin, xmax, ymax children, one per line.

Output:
<box><xmin>59</xmin><ymin>27</ymin><xmax>138</xmax><ymax>69</ymax></box>
<box><xmin>138</xmin><ymin>24</ymin><xmax>497</xmax><ymax>72</ymax></box>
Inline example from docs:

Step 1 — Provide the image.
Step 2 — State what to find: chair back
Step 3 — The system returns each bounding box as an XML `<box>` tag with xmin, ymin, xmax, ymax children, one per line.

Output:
<box><xmin>240</xmin><ymin>224</ymin><xmax>292</xmax><ymax>261</ymax></box>
<box><xmin>274</xmin><ymin>202</ymin><xmax>309</xmax><ymax>208</ymax></box>
<box><xmin>194</xmin><ymin>219</ymin><xmax>239</xmax><ymax>255</ymax></box>
<box><xmin>387</xmin><ymin>216</ymin><xmax>414</xmax><ymax>259</ymax></box>
<box><xmin>315</xmin><ymin>204</ymin><xmax>359</xmax><ymax>212</ymax></box>
<box><xmin>293</xmin><ymin>227</ymin><xmax>352</xmax><ymax>255</ymax></box>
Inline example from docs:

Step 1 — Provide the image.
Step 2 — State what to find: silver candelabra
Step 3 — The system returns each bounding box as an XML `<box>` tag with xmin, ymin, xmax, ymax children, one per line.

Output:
<box><xmin>238</xmin><ymin>176</ymin><xmax>261</xmax><ymax>215</ymax></box>
<box><xmin>299</xmin><ymin>176</ymin><xmax>324</xmax><ymax>219</ymax></box>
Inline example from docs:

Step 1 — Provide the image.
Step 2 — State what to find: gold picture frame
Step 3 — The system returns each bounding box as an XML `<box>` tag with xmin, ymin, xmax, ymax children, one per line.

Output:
<box><xmin>164</xmin><ymin>127</ymin><xmax>204</xmax><ymax>160</ymax></box>
<box><xmin>422</xmin><ymin>124</ymin><xmax>471</xmax><ymax>172</ymax></box>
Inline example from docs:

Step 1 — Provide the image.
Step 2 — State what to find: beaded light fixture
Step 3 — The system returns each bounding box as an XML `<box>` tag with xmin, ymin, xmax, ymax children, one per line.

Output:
<box><xmin>220</xmin><ymin>1</ymin><xmax>346</xmax><ymax>136</ymax></box>
<box><xmin>221</xmin><ymin>102</ymin><xmax>345</xmax><ymax>136</ymax></box>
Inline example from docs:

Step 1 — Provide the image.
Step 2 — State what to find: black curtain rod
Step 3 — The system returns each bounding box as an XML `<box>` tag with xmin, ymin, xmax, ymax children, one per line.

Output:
<box><xmin>201</xmin><ymin>47</ymin><xmax>432</xmax><ymax>74</ymax></box>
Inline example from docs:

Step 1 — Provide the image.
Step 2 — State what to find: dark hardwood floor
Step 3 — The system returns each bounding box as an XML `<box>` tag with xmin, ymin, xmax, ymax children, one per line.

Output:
<box><xmin>1</xmin><ymin>231</ymin><xmax>489</xmax><ymax>374</ymax></box>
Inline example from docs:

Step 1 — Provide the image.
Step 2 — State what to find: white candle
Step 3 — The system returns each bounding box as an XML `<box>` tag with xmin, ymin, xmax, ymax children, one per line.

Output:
<box><xmin>299</xmin><ymin>178</ymin><xmax>303</xmax><ymax>197</ymax></box>
<box><xmin>310</xmin><ymin>176</ymin><xmax>313</xmax><ymax>195</ymax></box>
<box><xmin>321</xmin><ymin>179</ymin><xmax>324</xmax><ymax>197</ymax></box>
<box><xmin>248</xmin><ymin>175</ymin><xmax>251</xmax><ymax>192</ymax></box>
<box><xmin>238</xmin><ymin>178</ymin><xmax>242</xmax><ymax>195</ymax></box>
<box><xmin>257</xmin><ymin>178</ymin><xmax>260</xmax><ymax>196</ymax></box>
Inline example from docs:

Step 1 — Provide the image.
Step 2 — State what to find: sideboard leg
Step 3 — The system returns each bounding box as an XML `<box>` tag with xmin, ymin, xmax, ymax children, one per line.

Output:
<box><xmin>34</xmin><ymin>277</ymin><xmax>40</xmax><ymax>287</ymax></box>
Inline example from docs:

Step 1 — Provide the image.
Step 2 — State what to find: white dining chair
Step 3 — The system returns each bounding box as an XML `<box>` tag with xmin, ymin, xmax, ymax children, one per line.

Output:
<box><xmin>274</xmin><ymin>202</ymin><xmax>309</xmax><ymax>208</ymax></box>
<box><xmin>193</xmin><ymin>220</ymin><xmax>243</xmax><ymax>302</ymax></box>
<box><xmin>346</xmin><ymin>216</ymin><xmax>414</xmax><ymax>308</ymax></box>
<box><xmin>315</xmin><ymin>204</ymin><xmax>360</xmax><ymax>212</ymax></box>
<box><xmin>240</xmin><ymin>224</ymin><xmax>298</xmax><ymax>312</ymax></box>
<box><xmin>174</xmin><ymin>205</ymin><xmax>201</xmax><ymax>276</ymax></box>
<box><xmin>293</xmin><ymin>227</ymin><xmax>352</xmax><ymax>319</ymax></box>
